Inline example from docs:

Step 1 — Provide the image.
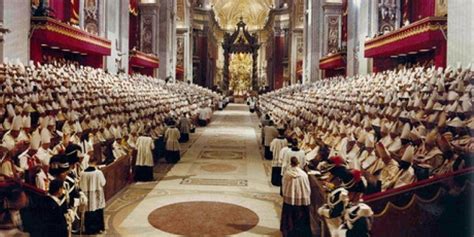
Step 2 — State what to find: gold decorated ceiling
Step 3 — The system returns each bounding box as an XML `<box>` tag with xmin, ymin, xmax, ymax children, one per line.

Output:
<box><xmin>211</xmin><ymin>0</ymin><xmax>274</xmax><ymax>31</ymax></box>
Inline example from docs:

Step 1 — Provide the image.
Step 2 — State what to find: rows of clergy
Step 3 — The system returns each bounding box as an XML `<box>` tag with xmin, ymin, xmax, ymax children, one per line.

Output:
<box><xmin>259</xmin><ymin>64</ymin><xmax>473</xmax><ymax>192</ymax></box>
<box><xmin>0</xmin><ymin>60</ymin><xmax>221</xmax><ymax>190</ymax></box>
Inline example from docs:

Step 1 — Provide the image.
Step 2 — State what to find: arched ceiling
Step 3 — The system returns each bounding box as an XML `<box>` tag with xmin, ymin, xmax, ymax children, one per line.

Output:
<box><xmin>211</xmin><ymin>0</ymin><xmax>274</xmax><ymax>31</ymax></box>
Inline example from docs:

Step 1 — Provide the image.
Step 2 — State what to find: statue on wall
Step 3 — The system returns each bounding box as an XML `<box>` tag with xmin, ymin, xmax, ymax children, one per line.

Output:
<box><xmin>327</xmin><ymin>16</ymin><xmax>340</xmax><ymax>54</ymax></box>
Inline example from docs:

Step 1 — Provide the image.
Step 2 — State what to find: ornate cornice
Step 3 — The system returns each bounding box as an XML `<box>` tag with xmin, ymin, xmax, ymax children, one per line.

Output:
<box><xmin>130</xmin><ymin>50</ymin><xmax>159</xmax><ymax>65</ymax></box>
<box><xmin>31</xmin><ymin>17</ymin><xmax>111</xmax><ymax>49</ymax></box>
<box><xmin>365</xmin><ymin>17</ymin><xmax>447</xmax><ymax>51</ymax></box>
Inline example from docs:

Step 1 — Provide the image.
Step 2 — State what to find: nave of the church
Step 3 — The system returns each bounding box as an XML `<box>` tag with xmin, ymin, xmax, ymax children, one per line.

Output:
<box><xmin>104</xmin><ymin>104</ymin><xmax>282</xmax><ymax>236</ymax></box>
<box><xmin>0</xmin><ymin>0</ymin><xmax>473</xmax><ymax>236</ymax></box>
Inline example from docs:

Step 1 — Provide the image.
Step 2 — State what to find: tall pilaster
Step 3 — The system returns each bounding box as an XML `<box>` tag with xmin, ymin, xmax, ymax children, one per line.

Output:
<box><xmin>159</xmin><ymin>0</ymin><xmax>177</xmax><ymax>81</ymax></box>
<box><xmin>347</xmin><ymin>0</ymin><xmax>371</xmax><ymax>76</ymax></box>
<box><xmin>104</xmin><ymin>0</ymin><xmax>130</xmax><ymax>74</ymax></box>
<box><xmin>0</xmin><ymin>0</ymin><xmax>30</xmax><ymax>64</ymax></box>
<box><xmin>304</xmin><ymin>0</ymin><xmax>323</xmax><ymax>82</ymax></box>
<box><xmin>448</xmin><ymin>0</ymin><xmax>473</xmax><ymax>66</ymax></box>
<box><xmin>176</xmin><ymin>0</ymin><xmax>193</xmax><ymax>82</ymax></box>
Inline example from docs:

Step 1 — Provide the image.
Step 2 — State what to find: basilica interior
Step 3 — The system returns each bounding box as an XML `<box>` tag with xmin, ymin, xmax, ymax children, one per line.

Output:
<box><xmin>0</xmin><ymin>0</ymin><xmax>472</xmax><ymax>237</ymax></box>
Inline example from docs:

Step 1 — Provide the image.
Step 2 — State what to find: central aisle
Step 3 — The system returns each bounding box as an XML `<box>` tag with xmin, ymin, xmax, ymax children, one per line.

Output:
<box><xmin>105</xmin><ymin>104</ymin><xmax>282</xmax><ymax>236</ymax></box>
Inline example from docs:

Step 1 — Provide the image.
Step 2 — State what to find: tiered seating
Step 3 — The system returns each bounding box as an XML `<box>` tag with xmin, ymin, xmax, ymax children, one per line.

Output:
<box><xmin>259</xmin><ymin>65</ymin><xmax>473</xmax><ymax>236</ymax></box>
<box><xmin>259</xmin><ymin>65</ymin><xmax>473</xmax><ymax>193</ymax></box>
<box><xmin>0</xmin><ymin>60</ymin><xmax>220</xmax><ymax>235</ymax></box>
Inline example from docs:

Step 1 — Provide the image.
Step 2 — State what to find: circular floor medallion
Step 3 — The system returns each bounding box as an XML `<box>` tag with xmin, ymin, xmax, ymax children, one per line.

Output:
<box><xmin>202</xmin><ymin>151</ymin><xmax>243</xmax><ymax>159</ymax></box>
<box><xmin>148</xmin><ymin>201</ymin><xmax>259</xmax><ymax>236</ymax></box>
<box><xmin>200</xmin><ymin>163</ymin><xmax>237</xmax><ymax>173</ymax></box>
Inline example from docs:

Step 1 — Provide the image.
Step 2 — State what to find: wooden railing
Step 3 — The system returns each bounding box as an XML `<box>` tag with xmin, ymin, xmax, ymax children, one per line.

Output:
<box><xmin>308</xmin><ymin>167</ymin><xmax>474</xmax><ymax>237</ymax></box>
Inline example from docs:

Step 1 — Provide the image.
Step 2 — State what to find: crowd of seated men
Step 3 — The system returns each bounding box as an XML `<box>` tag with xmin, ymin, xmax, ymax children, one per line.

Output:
<box><xmin>0</xmin><ymin>60</ymin><xmax>220</xmax><ymax>235</ymax></box>
<box><xmin>259</xmin><ymin>64</ymin><xmax>473</xmax><ymax>195</ymax></box>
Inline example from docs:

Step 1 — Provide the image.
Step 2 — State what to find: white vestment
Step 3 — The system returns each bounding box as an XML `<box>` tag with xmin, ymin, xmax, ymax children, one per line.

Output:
<box><xmin>281</xmin><ymin>149</ymin><xmax>306</xmax><ymax>175</ymax></box>
<box><xmin>79</xmin><ymin>168</ymin><xmax>106</xmax><ymax>212</ymax></box>
<box><xmin>165</xmin><ymin>127</ymin><xmax>181</xmax><ymax>151</ymax></box>
<box><xmin>136</xmin><ymin>136</ymin><xmax>155</xmax><ymax>167</ymax></box>
<box><xmin>270</xmin><ymin>138</ymin><xmax>288</xmax><ymax>167</ymax></box>
<box><xmin>282</xmin><ymin>166</ymin><xmax>311</xmax><ymax>206</ymax></box>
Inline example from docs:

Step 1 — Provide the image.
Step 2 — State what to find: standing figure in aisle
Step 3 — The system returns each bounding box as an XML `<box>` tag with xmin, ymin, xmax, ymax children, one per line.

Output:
<box><xmin>135</xmin><ymin>127</ymin><xmax>155</xmax><ymax>181</ymax></box>
<box><xmin>79</xmin><ymin>158</ymin><xmax>106</xmax><ymax>234</ymax></box>
<box><xmin>280</xmin><ymin>157</ymin><xmax>312</xmax><ymax>237</ymax></box>
<box><xmin>164</xmin><ymin>120</ymin><xmax>181</xmax><ymax>164</ymax></box>
<box><xmin>248</xmin><ymin>97</ymin><xmax>256</xmax><ymax>113</ymax></box>
<box><xmin>281</xmin><ymin>139</ymin><xmax>306</xmax><ymax>176</ymax></box>
<box><xmin>270</xmin><ymin>128</ymin><xmax>288</xmax><ymax>186</ymax></box>
<box><xmin>263</xmin><ymin>120</ymin><xmax>279</xmax><ymax>160</ymax></box>
<box><xmin>178</xmin><ymin>113</ymin><xmax>192</xmax><ymax>143</ymax></box>
<box><xmin>197</xmin><ymin>105</ymin><xmax>208</xmax><ymax>127</ymax></box>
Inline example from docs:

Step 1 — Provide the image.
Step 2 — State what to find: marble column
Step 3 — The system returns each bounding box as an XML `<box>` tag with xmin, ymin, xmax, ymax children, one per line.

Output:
<box><xmin>98</xmin><ymin>0</ymin><xmax>106</xmax><ymax>37</ymax></box>
<box><xmin>347</xmin><ymin>0</ymin><xmax>372</xmax><ymax>76</ymax></box>
<box><xmin>448</xmin><ymin>0</ymin><xmax>473</xmax><ymax>66</ymax></box>
<box><xmin>159</xmin><ymin>0</ymin><xmax>177</xmax><ymax>81</ymax></box>
<box><xmin>273</xmin><ymin>29</ymin><xmax>286</xmax><ymax>89</ymax></box>
<box><xmin>0</xmin><ymin>0</ymin><xmax>30</xmax><ymax>64</ymax></box>
<box><xmin>79</xmin><ymin>0</ymin><xmax>85</xmax><ymax>29</ymax></box>
<box><xmin>0</xmin><ymin>0</ymin><xmax>3</xmax><ymax>62</ymax></box>
<box><xmin>304</xmin><ymin>0</ymin><xmax>323</xmax><ymax>82</ymax></box>
<box><xmin>184</xmin><ymin>31</ymin><xmax>192</xmax><ymax>82</ymax></box>
<box><xmin>258</xmin><ymin>40</ymin><xmax>267</xmax><ymax>87</ymax></box>
<box><xmin>176</xmin><ymin>1</ymin><xmax>192</xmax><ymax>82</ymax></box>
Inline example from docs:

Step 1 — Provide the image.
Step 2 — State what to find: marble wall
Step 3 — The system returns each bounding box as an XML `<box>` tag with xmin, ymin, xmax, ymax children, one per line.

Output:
<box><xmin>448</xmin><ymin>0</ymin><xmax>474</xmax><ymax>66</ymax></box>
<box><xmin>1</xmin><ymin>0</ymin><xmax>30</xmax><ymax>64</ymax></box>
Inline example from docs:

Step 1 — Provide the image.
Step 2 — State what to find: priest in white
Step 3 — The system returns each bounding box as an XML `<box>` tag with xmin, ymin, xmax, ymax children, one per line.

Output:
<box><xmin>164</xmin><ymin>121</ymin><xmax>181</xmax><ymax>163</ymax></box>
<box><xmin>134</xmin><ymin>129</ymin><xmax>155</xmax><ymax>181</ymax></box>
<box><xmin>280</xmin><ymin>157</ymin><xmax>312</xmax><ymax>237</ymax></box>
<box><xmin>270</xmin><ymin>128</ymin><xmax>288</xmax><ymax>186</ymax></box>
<box><xmin>79</xmin><ymin>158</ymin><xmax>106</xmax><ymax>234</ymax></box>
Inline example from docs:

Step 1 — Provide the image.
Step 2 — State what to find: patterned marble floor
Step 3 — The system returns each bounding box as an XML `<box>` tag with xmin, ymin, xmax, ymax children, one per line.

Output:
<box><xmin>102</xmin><ymin>104</ymin><xmax>282</xmax><ymax>236</ymax></box>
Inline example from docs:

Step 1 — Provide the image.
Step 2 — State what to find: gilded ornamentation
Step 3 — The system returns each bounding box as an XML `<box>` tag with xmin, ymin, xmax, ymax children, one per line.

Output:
<box><xmin>211</xmin><ymin>0</ymin><xmax>274</xmax><ymax>31</ymax></box>
<box><xmin>222</xmin><ymin>20</ymin><xmax>260</xmax><ymax>91</ymax></box>
<box><xmin>31</xmin><ymin>17</ymin><xmax>111</xmax><ymax>49</ymax></box>
<box><xmin>435</xmin><ymin>0</ymin><xmax>448</xmax><ymax>17</ymax></box>
<box><xmin>230</xmin><ymin>53</ymin><xmax>252</xmax><ymax>95</ymax></box>
<box><xmin>365</xmin><ymin>17</ymin><xmax>447</xmax><ymax>50</ymax></box>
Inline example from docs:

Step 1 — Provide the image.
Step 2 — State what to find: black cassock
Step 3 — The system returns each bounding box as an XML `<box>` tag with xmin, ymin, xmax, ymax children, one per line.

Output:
<box><xmin>38</xmin><ymin>196</ymin><xmax>68</xmax><ymax>237</ymax></box>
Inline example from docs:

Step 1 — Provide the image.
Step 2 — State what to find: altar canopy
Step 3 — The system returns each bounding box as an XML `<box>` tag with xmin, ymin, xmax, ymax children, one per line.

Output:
<box><xmin>222</xmin><ymin>19</ymin><xmax>260</xmax><ymax>92</ymax></box>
